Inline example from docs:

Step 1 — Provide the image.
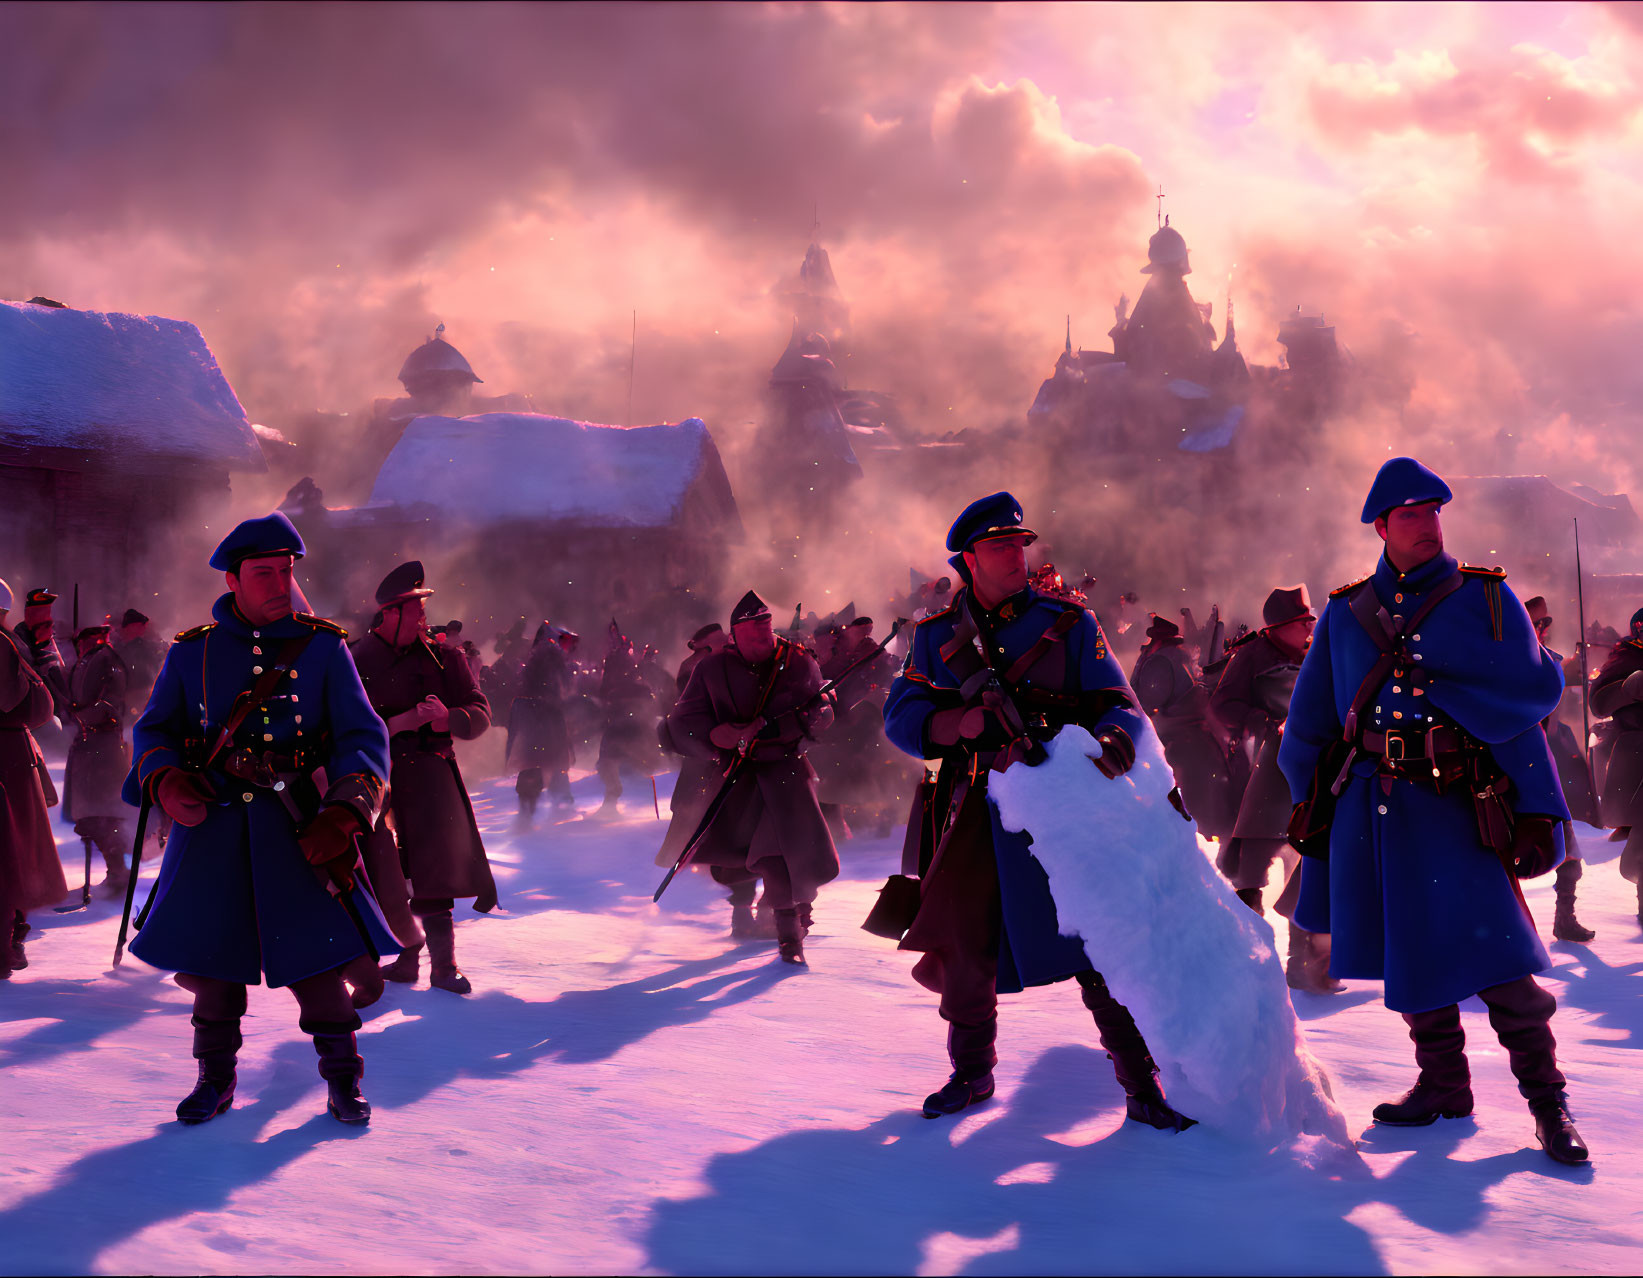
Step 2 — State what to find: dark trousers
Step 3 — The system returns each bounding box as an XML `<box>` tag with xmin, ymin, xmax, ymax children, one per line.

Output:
<box><xmin>916</xmin><ymin>785</ymin><xmax>1158</xmax><ymax>1090</ymax></box>
<box><xmin>179</xmin><ymin>968</ymin><xmax>358</xmax><ymax>1033</ymax></box>
<box><xmin>710</xmin><ymin>858</ymin><xmax>795</xmax><ymax>911</ymax></box>
<box><xmin>1402</xmin><ymin>975</ymin><xmax>1565</xmax><ymax>1102</ymax></box>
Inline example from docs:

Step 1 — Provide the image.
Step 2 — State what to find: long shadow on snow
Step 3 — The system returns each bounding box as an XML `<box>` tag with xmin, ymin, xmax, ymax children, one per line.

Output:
<box><xmin>644</xmin><ymin>1042</ymin><xmax>1571</xmax><ymax>1276</ymax></box>
<box><xmin>0</xmin><ymin>971</ymin><xmax>179</xmax><ymax>1070</ymax></box>
<box><xmin>1537</xmin><ymin>943</ymin><xmax>1643</xmax><ymax>1052</ymax></box>
<box><xmin>0</xmin><ymin>1105</ymin><xmax>366</xmax><ymax>1274</ymax></box>
<box><xmin>348</xmin><ymin>950</ymin><xmax>797</xmax><ymax>1111</ymax></box>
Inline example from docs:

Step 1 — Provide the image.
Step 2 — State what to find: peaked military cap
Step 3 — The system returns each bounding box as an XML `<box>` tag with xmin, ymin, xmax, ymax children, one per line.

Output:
<box><xmin>75</xmin><ymin>624</ymin><xmax>111</xmax><ymax>642</ymax></box>
<box><xmin>0</xmin><ymin>579</ymin><xmax>11</xmax><ymax>611</ymax></box>
<box><xmin>848</xmin><ymin>615</ymin><xmax>873</xmax><ymax>629</ymax></box>
<box><xmin>1262</xmin><ymin>585</ymin><xmax>1313</xmax><ymax>629</ymax></box>
<box><xmin>1146</xmin><ymin>615</ymin><xmax>1181</xmax><ymax>642</ymax></box>
<box><xmin>945</xmin><ymin>491</ymin><xmax>1038</xmax><ymax>554</ymax></box>
<box><xmin>689</xmin><ymin>622</ymin><xmax>724</xmax><ymax>645</ymax></box>
<box><xmin>374</xmin><ymin>560</ymin><xmax>435</xmax><ymax>607</ymax></box>
<box><xmin>121</xmin><ymin>607</ymin><xmax>149</xmax><ymax>626</ymax></box>
<box><xmin>1360</xmin><ymin>457</ymin><xmax>1453</xmax><ymax>524</ymax></box>
<box><xmin>24</xmin><ymin>587</ymin><xmax>58</xmax><ymax>607</ymax></box>
<box><xmin>730</xmin><ymin>591</ymin><xmax>772</xmax><ymax>625</ymax></box>
<box><xmin>210</xmin><ymin>512</ymin><xmax>306</xmax><ymax>572</ymax></box>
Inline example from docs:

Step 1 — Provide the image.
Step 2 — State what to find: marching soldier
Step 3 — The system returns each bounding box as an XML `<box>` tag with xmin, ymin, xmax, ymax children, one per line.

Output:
<box><xmin>1130</xmin><ymin>614</ymin><xmax>1234</xmax><ymax>839</ymax></box>
<box><xmin>113</xmin><ymin>608</ymin><xmax>166</xmax><ymax>720</ymax></box>
<box><xmin>883</xmin><ymin>493</ymin><xmax>1194</xmax><ymax>1130</ymax></box>
<box><xmin>508</xmin><ymin>622</ymin><xmax>576</xmax><ymax>819</ymax></box>
<box><xmin>656</xmin><ymin>624</ymin><xmax>730</xmax><ymax>871</ymax></box>
<box><xmin>0</xmin><ymin>577</ymin><xmax>66</xmax><ymax>978</ymax></box>
<box><xmin>1591</xmin><ymin>606</ymin><xmax>1643</xmax><ymax>925</ymax></box>
<box><xmin>12</xmin><ymin>587</ymin><xmax>70</xmax><ymax>726</ymax></box>
<box><xmin>1525</xmin><ymin>597</ymin><xmax>1597</xmax><ymax>942</ymax></box>
<box><xmin>1279</xmin><ymin>458</ymin><xmax>1586</xmax><ymax>1164</ymax></box>
<box><xmin>63</xmin><ymin>624</ymin><xmax>136</xmax><ymax>896</ymax></box>
<box><xmin>594</xmin><ymin>621</ymin><xmax>661</xmax><ymax>818</ymax></box>
<box><xmin>352</xmin><ymin>561</ymin><xmax>496</xmax><ymax>995</ymax></box>
<box><xmin>665</xmin><ymin>591</ymin><xmax>838</xmax><ymax>962</ymax></box>
<box><xmin>123</xmin><ymin>512</ymin><xmax>399</xmax><ymax>1126</ymax></box>
<box><xmin>1210</xmin><ymin>586</ymin><xmax>1340</xmax><ymax>992</ymax></box>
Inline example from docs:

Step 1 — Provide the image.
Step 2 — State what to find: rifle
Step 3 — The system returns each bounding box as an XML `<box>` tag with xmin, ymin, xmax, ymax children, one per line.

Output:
<box><xmin>112</xmin><ymin>797</ymin><xmax>152</xmax><ymax>966</ymax></box>
<box><xmin>72</xmin><ymin>584</ymin><xmax>79</xmax><ymax>635</ymax></box>
<box><xmin>1575</xmin><ymin>518</ymin><xmax>1593</xmax><ymax>780</ymax></box>
<box><xmin>653</xmin><ymin>617</ymin><xmax>907</xmax><ymax>903</ymax></box>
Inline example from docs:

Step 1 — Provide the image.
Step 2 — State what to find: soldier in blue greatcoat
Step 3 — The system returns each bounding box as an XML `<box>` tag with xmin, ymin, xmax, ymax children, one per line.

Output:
<box><xmin>883</xmin><ymin>492</ymin><xmax>1194</xmax><ymax>1130</ymax></box>
<box><xmin>1279</xmin><ymin>458</ymin><xmax>1588</xmax><ymax>1164</ymax></box>
<box><xmin>123</xmin><ymin>512</ymin><xmax>397</xmax><ymax>1126</ymax></box>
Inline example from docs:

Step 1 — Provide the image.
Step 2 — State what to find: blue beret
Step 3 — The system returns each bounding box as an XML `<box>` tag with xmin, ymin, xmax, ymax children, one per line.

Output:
<box><xmin>1360</xmin><ymin>457</ymin><xmax>1453</xmax><ymax>524</ymax></box>
<box><xmin>209</xmin><ymin>512</ymin><xmax>306</xmax><ymax>572</ymax></box>
<box><xmin>946</xmin><ymin>491</ymin><xmax>1038</xmax><ymax>554</ymax></box>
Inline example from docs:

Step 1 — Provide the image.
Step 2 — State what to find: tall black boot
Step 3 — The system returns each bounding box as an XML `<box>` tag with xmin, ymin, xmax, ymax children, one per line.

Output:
<box><xmin>1374</xmin><ymin>1003</ymin><xmax>1473</xmax><ymax>1124</ymax></box>
<box><xmin>307</xmin><ymin>1016</ymin><xmax>370</xmax><ymax>1124</ymax></box>
<box><xmin>7</xmin><ymin>912</ymin><xmax>29</xmax><ymax>972</ymax></box>
<box><xmin>95</xmin><ymin>824</ymin><xmax>130</xmax><ymax>898</ymax></box>
<box><xmin>924</xmin><ymin>1017</ymin><xmax>997</xmax><ymax>1118</ymax></box>
<box><xmin>422</xmin><ymin>911</ymin><xmax>472</xmax><ymax>994</ymax></box>
<box><xmin>1076</xmin><ymin>971</ymin><xmax>1195</xmax><ymax>1131</ymax></box>
<box><xmin>177</xmin><ymin>1015</ymin><xmax>242</xmax><ymax>1124</ymax></box>
<box><xmin>1553</xmin><ymin>857</ymin><xmax>1595</xmax><ymax>942</ymax></box>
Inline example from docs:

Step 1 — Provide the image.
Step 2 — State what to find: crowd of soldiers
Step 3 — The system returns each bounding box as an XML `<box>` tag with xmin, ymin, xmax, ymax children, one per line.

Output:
<box><xmin>0</xmin><ymin>456</ymin><xmax>1627</xmax><ymax>1164</ymax></box>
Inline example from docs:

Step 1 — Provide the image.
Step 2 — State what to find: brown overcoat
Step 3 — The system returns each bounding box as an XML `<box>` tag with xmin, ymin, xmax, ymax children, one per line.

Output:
<box><xmin>0</xmin><ymin>629</ymin><xmax>66</xmax><ymax>917</ymax></box>
<box><xmin>1592</xmin><ymin>638</ymin><xmax>1643</xmax><ymax>829</ymax></box>
<box><xmin>665</xmin><ymin>639</ymin><xmax>839</xmax><ymax>899</ymax></box>
<box><xmin>351</xmin><ymin>631</ymin><xmax>497</xmax><ymax>910</ymax></box>
<box><xmin>63</xmin><ymin>642</ymin><xmax>134</xmax><ymax>823</ymax></box>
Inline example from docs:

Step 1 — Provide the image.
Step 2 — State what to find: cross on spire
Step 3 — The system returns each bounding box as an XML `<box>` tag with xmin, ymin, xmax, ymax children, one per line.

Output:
<box><xmin>1156</xmin><ymin>185</ymin><xmax>1166</xmax><ymax>229</ymax></box>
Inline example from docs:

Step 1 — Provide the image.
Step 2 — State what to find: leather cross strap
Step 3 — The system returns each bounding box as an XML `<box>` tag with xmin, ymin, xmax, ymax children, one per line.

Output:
<box><xmin>1340</xmin><ymin>570</ymin><xmax>1464</xmax><ymax>742</ymax></box>
<box><xmin>204</xmin><ymin>632</ymin><xmax>316</xmax><ymax>770</ymax></box>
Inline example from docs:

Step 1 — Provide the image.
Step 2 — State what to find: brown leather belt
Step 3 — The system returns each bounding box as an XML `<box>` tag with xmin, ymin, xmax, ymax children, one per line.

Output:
<box><xmin>1359</xmin><ymin>724</ymin><xmax>1466</xmax><ymax>760</ymax></box>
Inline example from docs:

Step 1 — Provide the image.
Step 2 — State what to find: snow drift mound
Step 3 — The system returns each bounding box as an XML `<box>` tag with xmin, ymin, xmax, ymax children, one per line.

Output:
<box><xmin>990</xmin><ymin>723</ymin><xmax>1352</xmax><ymax>1156</ymax></box>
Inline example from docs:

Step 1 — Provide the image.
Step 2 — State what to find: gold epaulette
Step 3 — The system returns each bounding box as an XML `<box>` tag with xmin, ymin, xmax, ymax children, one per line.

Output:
<box><xmin>295</xmin><ymin>612</ymin><xmax>348</xmax><ymax>638</ymax></box>
<box><xmin>1328</xmin><ymin>574</ymin><xmax>1371</xmax><ymax>599</ymax></box>
<box><xmin>174</xmin><ymin>622</ymin><xmax>217</xmax><ymax>642</ymax></box>
<box><xmin>1460</xmin><ymin>563</ymin><xmax>1507</xmax><ymax>579</ymax></box>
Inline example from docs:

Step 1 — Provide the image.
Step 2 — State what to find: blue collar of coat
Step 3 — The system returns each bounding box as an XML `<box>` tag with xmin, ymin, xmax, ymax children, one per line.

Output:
<box><xmin>210</xmin><ymin>592</ymin><xmax>312</xmax><ymax>640</ymax></box>
<box><xmin>1373</xmin><ymin>550</ymin><xmax>1457</xmax><ymax>603</ymax></box>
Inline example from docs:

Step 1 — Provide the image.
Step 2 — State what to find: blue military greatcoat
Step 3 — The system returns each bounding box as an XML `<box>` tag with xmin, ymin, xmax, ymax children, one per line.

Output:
<box><xmin>123</xmin><ymin>594</ymin><xmax>398</xmax><ymax>988</ymax></box>
<box><xmin>884</xmin><ymin>589</ymin><xmax>1146</xmax><ymax>993</ymax></box>
<box><xmin>1278</xmin><ymin>552</ymin><xmax>1568</xmax><ymax>1012</ymax></box>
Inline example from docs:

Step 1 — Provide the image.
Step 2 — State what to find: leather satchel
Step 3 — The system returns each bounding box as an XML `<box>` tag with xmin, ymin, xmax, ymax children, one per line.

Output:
<box><xmin>861</xmin><ymin>873</ymin><xmax>922</xmax><ymax>941</ymax></box>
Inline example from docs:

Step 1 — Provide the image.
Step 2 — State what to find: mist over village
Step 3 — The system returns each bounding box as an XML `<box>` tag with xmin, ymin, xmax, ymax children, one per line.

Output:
<box><xmin>4</xmin><ymin>4</ymin><xmax>1643</xmax><ymax>1276</ymax></box>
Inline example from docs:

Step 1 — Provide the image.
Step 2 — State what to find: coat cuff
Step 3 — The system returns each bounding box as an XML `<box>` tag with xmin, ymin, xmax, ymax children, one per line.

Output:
<box><xmin>137</xmin><ymin>746</ymin><xmax>184</xmax><ymax>800</ymax></box>
<box><xmin>445</xmin><ymin>705</ymin><xmax>488</xmax><ymax>740</ymax></box>
<box><xmin>324</xmin><ymin>771</ymin><xmax>387</xmax><ymax>833</ymax></box>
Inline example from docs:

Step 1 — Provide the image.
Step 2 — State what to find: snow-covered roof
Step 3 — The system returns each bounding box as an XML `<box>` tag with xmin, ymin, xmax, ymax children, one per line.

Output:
<box><xmin>0</xmin><ymin>299</ymin><xmax>265</xmax><ymax>471</ymax></box>
<box><xmin>368</xmin><ymin>412</ymin><xmax>737</xmax><ymax>530</ymax></box>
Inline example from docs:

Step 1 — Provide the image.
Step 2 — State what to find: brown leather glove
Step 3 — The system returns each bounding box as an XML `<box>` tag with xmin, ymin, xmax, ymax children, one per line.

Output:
<box><xmin>1508</xmin><ymin>814</ymin><xmax>1560</xmax><ymax>879</ymax></box>
<box><xmin>1088</xmin><ymin>727</ymin><xmax>1136</xmax><ymax>779</ymax></box>
<box><xmin>153</xmin><ymin>767</ymin><xmax>214</xmax><ymax>827</ymax></box>
<box><xmin>299</xmin><ymin>805</ymin><xmax>362</xmax><ymax>890</ymax></box>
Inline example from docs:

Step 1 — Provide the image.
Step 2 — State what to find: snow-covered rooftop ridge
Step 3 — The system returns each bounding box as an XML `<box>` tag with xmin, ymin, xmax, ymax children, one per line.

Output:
<box><xmin>369</xmin><ymin>412</ymin><xmax>721</xmax><ymax>528</ymax></box>
<box><xmin>0</xmin><ymin>299</ymin><xmax>264</xmax><ymax>470</ymax></box>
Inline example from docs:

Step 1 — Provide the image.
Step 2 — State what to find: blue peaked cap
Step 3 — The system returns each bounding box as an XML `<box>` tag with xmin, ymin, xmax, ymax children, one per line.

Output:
<box><xmin>945</xmin><ymin>491</ymin><xmax>1038</xmax><ymax>554</ymax></box>
<box><xmin>209</xmin><ymin>511</ymin><xmax>306</xmax><ymax>572</ymax></box>
<box><xmin>1360</xmin><ymin>457</ymin><xmax>1453</xmax><ymax>524</ymax></box>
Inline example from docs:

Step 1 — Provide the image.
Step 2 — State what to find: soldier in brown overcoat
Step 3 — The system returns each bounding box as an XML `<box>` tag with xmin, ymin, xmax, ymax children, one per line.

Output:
<box><xmin>1130</xmin><ymin>615</ymin><xmax>1235</xmax><ymax>837</ymax></box>
<box><xmin>1209</xmin><ymin>586</ymin><xmax>1340</xmax><ymax>993</ymax></box>
<box><xmin>63</xmin><ymin>624</ymin><xmax>137</xmax><ymax>896</ymax></box>
<box><xmin>0</xmin><ymin>578</ymin><xmax>66</xmax><ymax>977</ymax></box>
<box><xmin>507</xmin><ymin>622</ymin><xmax>577</xmax><ymax>819</ymax></box>
<box><xmin>352</xmin><ymin>561</ymin><xmax>495</xmax><ymax>995</ymax></box>
<box><xmin>656</xmin><ymin>624</ymin><xmax>729</xmax><ymax>868</ymax></box>
<box><xmin>665</xmin><ymin>591</ymin><xmax>838</xmax><ymax>963</ymax></box>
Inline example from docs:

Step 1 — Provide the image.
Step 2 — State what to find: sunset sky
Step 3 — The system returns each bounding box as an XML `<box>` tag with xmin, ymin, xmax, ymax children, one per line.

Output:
<box><xmin>5</xmin><ymin>2</ymin><xmax>1642</xmax><ymax>497</ymax></box>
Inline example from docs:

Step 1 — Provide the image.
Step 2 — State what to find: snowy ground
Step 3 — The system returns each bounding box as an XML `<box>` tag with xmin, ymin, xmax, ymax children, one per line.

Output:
<box><xmin>4</xmin><ymin>756</ymin><xmax>1642</xmax><ymax>1276</ymax></box>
